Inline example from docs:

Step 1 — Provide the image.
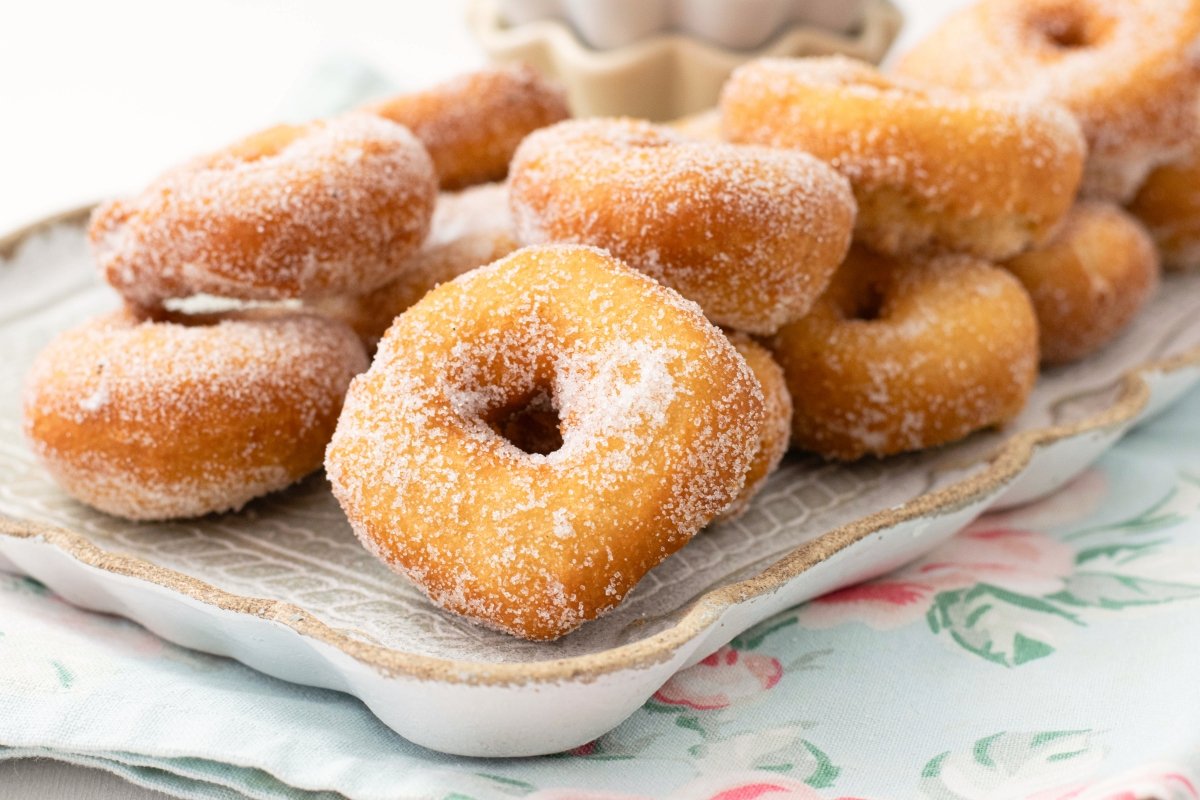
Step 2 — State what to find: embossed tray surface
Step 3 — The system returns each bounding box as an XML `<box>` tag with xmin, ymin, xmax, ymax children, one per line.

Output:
<box><xmin>2</xmin><ymin>209</ymin><xmax>1199</xmax><ymax>756</ymax></box>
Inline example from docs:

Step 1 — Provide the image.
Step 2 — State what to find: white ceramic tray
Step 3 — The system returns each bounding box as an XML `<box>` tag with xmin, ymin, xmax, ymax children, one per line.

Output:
<box><xmin>2</xmin><ymin>208</ymin><xmax>1199</xmax><ymax>757</ymax></box>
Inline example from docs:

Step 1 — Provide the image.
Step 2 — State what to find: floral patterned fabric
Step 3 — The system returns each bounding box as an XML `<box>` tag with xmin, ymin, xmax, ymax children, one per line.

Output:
<box><xmin>2</xmin><ymin>387</ymin><xmax>1200</xmax><ymax>800</ymax></box>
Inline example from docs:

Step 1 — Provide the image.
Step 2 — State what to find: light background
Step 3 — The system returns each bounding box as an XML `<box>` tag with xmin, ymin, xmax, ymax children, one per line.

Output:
<box><xmin>0</xmin><ymin>0</ymin><xmax>963</xmax><ymax>796</ymax></box>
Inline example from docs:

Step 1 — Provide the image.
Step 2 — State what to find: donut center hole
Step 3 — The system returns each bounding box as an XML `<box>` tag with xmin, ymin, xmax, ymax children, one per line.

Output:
<box><xmin>487</xmin><ymin>390</ymin><xmax>564</xmax><ymax>456</ymax></box>
<box><xmin>1034</xmin><ymin>10</ymin><xmax>1106</xmax><ymax>49</ymax></box>
<box><xmin>845</xmin><ymin>282</ymin><xmax>887</xmax><ymax>322</ymax></box>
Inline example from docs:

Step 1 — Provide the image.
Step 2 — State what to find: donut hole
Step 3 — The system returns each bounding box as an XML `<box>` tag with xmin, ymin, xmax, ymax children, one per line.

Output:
<box><xmin>1032</xmin><ymin>8</ymin><xmax>1110</xmax><ymax>50</ymax></box>
<box><xmin>839</xmin><ymin>281</ymin><xmax>888</xmax><ymax>322</ymax></box>
<box><xmin>486</xmin><ymin>389</ymin><xmax>564</xmax><ymax>456</ymax></box>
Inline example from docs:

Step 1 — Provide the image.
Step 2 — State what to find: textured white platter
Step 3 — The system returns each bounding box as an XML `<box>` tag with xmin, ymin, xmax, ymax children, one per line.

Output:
<box><xmin>2</xmin><ymin>209</ymin><xmax>1199</xmax><ymax>757</ymax></box>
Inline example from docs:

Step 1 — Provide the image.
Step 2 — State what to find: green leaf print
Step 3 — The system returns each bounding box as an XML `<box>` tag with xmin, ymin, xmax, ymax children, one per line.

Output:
<box><xmin>1048</xmin><ymin>572</ymin><xmax>1200</xmax><ymax>609</ymax></box>
<box><xmin>927</xmin><ymin>584</ymin><xmax>1081</xmax><ymax>667</ymax></box>
<box><xmin>919</xmin><ymin>730</ymin><xmax>1098</xmax><ymax>800</ymax></box>
<box><xmin>1075</xmin><ymin>540</ymin><xmax>1167</xmax><ymax>566</ymax></box>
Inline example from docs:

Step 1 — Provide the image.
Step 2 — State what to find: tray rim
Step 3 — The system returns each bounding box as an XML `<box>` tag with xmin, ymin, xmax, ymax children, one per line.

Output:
<box><xmin>2</xmin><ymin>208</ymin><xmax>1197</xmax><ymax>687</ymax></box>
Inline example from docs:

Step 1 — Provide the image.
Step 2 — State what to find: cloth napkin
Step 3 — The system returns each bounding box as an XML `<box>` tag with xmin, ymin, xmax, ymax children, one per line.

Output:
<box><xmin>3</xmin><ymin>387</ymin><xmax>1200</xmax><ymax>800</ymax></box>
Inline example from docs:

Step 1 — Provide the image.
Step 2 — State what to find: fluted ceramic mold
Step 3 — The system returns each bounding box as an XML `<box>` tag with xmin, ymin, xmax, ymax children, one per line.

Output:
<box><xmin>470</xmin><ymin>0</ymin><xmax>903</xmax><ymax>120</ymax></box>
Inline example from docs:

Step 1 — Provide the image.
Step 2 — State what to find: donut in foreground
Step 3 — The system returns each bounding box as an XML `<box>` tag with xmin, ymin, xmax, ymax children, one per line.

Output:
<box><xmin>311</xmin><ymin>183</ymin><xmax>519</xmax><ymax>350</ymax></box>
<box><xmin>1004</xmin><ymin>201</ymin><xmax>1160</xmax><ymax>365</ymax></box>
<box><xmin>365</xmin><ymin>63</ymin><xmax>570</xmax><ymax>190</ymax></box>
<box><xmin>325</xmin><ymin>245</ymin><xmax>765</xmax><ymax>640</ymax></box>
<box><xmin>1127</xmin><ymin>143</ymin><xmax>1200</xmax><ymax>272</ymax></box>
<box><xmin>720</xmin><ymin>56</ymin><xmax>1085</xmax><ymax>261</ymax></box>
<box><xmin>90</xmin><ymin>114</ymin><xmax>437</xmax><ymax>308</ymax></box>
<box><xmin>24</xmin><ymin>308</ymin><xmax>368</xmax><ymax>521</ymax></box>
<box><xmin>717</xmin><ymin>333</ymin><xmax>792</xmax><ymax>522</ymax></box>
<box><xmin>770</xmin><ymin>247</ymin><xmax>1039</xmax><ymax>461</ymax></box>
<box><xmin>508</xmin><ymin>117</ymin><xmax>856</xmax><ymax>335</ymax></box>
<box><xmin>894</xmin><ymin>0</ymin><xmax>1200</xmax><ymax>201</ymax></box>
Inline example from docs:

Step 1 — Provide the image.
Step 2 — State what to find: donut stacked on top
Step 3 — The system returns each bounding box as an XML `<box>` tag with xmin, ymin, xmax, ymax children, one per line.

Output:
<box><xmin>24</xmin><ymin>65</ymin><xmax>567</xmax><ymax>523</ymax></box>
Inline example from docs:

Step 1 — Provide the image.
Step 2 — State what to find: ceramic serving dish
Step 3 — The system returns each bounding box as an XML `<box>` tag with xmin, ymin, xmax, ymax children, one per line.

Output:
<box><xmin>495</xmin><ymin>0</ymin><xmax>869</xmax><ymax>50</ymax></box>
<box><xmin>468</xmin><ymin>0</ymin><xmax>903</xmax><ymax>120</ymax></box>
<box><xmin>1</xmin><ymin>209</ymin><xmax>1199</xmax><ymax>758</ymax></box>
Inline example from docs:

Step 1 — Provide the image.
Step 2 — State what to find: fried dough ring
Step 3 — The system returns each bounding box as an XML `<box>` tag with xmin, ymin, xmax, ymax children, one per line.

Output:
<box><xmin>90</xmin><ymin>114</ymin><xmax>437</xmax><ymax>307</ymax></box>
<box><xmin>508</xmin><ymin>117</ymin><xmax>856</xmax><ymax>335</ymax></box>
<box><xmin>24</xmin><ymin>308</ymin><xmax>368</xmax><ymax>520</ymax></box>
<box><xmin>720</xmin><ymin>56</ymin><xmax>1085</xmax><ymax>261</ymax></box>
<box><xmin>1004</xmin><ymin>201</ymin><xmax>1160</xmax><ymax>364</ymax></box>
<box><xmin>895</xmin><ymin>0</ymin><xmax>1200</xmax><ymax>201</ymax></box>
<box><xmin>365</xmin><ymin>64</ymin><xmax>569</xmax><ymax>190</ymax></box>
<box><xmin>770</xmin><ymin>247</ymin><xmax>1039</xmax><ymax>461</ymax></box>
<box><xmin>325</xmin><ymin>245</ymin><xmax>764</xmax><ymax>640</ymax></box>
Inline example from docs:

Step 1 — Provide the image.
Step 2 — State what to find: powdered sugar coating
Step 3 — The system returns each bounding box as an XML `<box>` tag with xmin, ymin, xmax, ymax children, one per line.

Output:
<box><xmin>90</xmin><ymin>113</ymin><xmax>437</xmax><ymax>308</ymax></box>
<box><xmin>325</xmin><ymin>245</ymin><xmax>764</xmax><ymax>640</ymax></box>
<box><xmin>721</xmin><ymin>56</ymin><xmax>1086</xmax><ymax>260</ymax></box>
<box><xmin>770</xmin><ymin>247</ymin><xmax>1039</xmax><ymax>461</ymax></box>
<box><xmin>508</xmin><ymin>117</ymin><xmax>855</xmax><ymax>335</ymax></box>
<box><xmin>311</xmin><ymin>182</ymin><xmax>519</xmax><ymax>349</ymax></box>
<box><xmin>894</xmin><ymin>0</ymin><xmax>1200</xmax><ymax>201</ymax></box>
<box><xmin>366</xmin><ymin>63</ymin><xmax>570</xmax><ymax>191</ymax></box>
<box><xmin>23</xmin><ymin>308</ymin><xmax>369</xmax><ymax>520</ymax></box>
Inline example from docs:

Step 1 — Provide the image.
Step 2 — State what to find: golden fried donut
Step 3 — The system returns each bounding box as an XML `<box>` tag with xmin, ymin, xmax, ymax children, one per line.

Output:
<box><xmin>325</xmin><ymin>245</ymin><xmax>764</xmax><ymax>640</ymax></box>
<box><xmin>717</xmin><ymin>333</ymin><xmax>792</xmax><ymax>521</ymax></box>
<box><xmin>1127</xmin><ymin>142</ymin><xmax>1200</xmax><ymax>271</ymax></box>
<box><xmin>24</xmin><ymin>308</ymin><xmax>368</xmax><ymax>521</ymax></box>
<box><xmin>720</xmin><ymin>57</ymin><xmax>1085</xmax><ymax>261</ymax></box>
<box><xmin>311</xmin><ymin>183</ymin><xmax>519</xmax><ymax>349</ymax></box>
<box><xmin>895</xmin><ymin>0</ymin><xmax>1200</xmax><ymax>201</ymax></box>
<box><xmin>365</xmin><ymin>64</ymin><xmax>569</xmax><ymax>190</ymax></box>
<box><xmin>1004</xmin><ymin>201</ymin><xmax>1160</xmax><ymax>365</ymax></box>
<box><xmin>769</xmin><ymin>247</ymin><xmax>1039</xmax><ymax>461</ymax></box>
<box><xmin>508</xmin><ymin>118</ymin><xmax>856</xmax><ymax>335</ymax></box>
<box><xmin>90</xmin><ymin>114</ymin><xmax>437</xmax><ymax>308</ymax></box>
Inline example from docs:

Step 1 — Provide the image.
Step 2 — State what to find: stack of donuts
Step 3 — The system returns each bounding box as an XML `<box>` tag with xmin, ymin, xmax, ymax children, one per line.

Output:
<box><xmin>24</xmin><ymin>64</ymin><xmax>567</xmax><ymax>521</ymax></box>
<box><xmin>22</xmin><ymin>0</ymin><xmax>1200</xmax><ymax>642</ymax></box>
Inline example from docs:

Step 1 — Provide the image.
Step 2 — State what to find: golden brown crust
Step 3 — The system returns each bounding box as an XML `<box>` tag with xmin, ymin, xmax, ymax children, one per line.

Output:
<box><xmin>769</xmin><ymin>247</ymin><xmax>1039</xmax><ymax>461</ymax></box>
<box><xmin>717</xmin><ymin>333</ymin><xmax>792</xmax><ymax>521</ymax></box>
<box><xmin>1004</xmin><ymin>201</ymin><xmax>1160</xmax><ymax>364</ymax></box>
<box><xmin>720</xmin><ymin>56</ymin><xmax>1085</xmax><ymax>261</ymax></box>
<box><xmin>508</xmin><ymin>117</ymin><xmax>856</xmax><ymax>335</ymax></box>
<box><xmin>365</xmin><ymin>64</ymin><xmax>570</xmax><ymax>190</ymax></box>
<box><xmin>325</xmin><ymin>245</ymin><xmax>764</xmax><ymax>640</ymax></box>
<box><xmin>894</xmin><ymin>0</ymin><xmax>1200</xmax><ymax>201</ymax></box>
<box><xmin>1127</xmin><ymin>142</ymin><xmax>1200</xmax><ymax>272</ymax></box>
<box><xmin>90</xmin><ymin>115</ymin><xmax>437</xmax><ymax>308</ymax></box>
<box><xmin>23</xmin><ymin>308</ymin><xmax>368</xmax><ymax>521</ymax></box>
<box><xmin>309</xmin><ymin>183</ymin><xmax>519</xmax><ymax>350</ymax></box>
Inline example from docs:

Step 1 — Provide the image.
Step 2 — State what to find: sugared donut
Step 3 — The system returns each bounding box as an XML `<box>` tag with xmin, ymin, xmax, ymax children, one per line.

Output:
<box><xmin>311</xmin><ymin>183</ymin><xmax>518</xmax><ymax>349</ymax></box>
<box><xmin>90</xmin><ymin>114</ymin><xmax>437</xmax><ymax>308</ymax></box>
<box><xmin>325</xmin><ymin>245</ymin><xmax>764</xmax><ymax>640</ymax></box>
<box><xmin>365</xmin><ymin>64</ymin><xmax>569</xmax><ymax>190</ymax></box>
<box><xmin>717</xmin><ymin>333</ymin><xmax>792</xmax><ymax>521</ymax></box>
<box><xmin>24</xmin><ymin>308</ymin><xmax>368</xmax><ymax>521</ymax></box>
<box><xmin>1004</xmin><ymin>201</ymin><xmax>1160</xmax><ymax>365</ymax></box>
<box><xmin>1127</xmin><ymin>142</ymin><xmax>1200</xmax><ymax>272</ymax></box>
<box><xmin>508</xmin><ymin>118</ymin><xmax>856</xmax><ymax>335</ymax></box>
<box><xmin>769</xmin><ymin>247</ymin><xmax>1039</xmax><ymax>461</ymax></box>
<box><xmin>720</xmin><ymin>56</ymin><xmax>1085</xmax><ymax>261</ymax></box>
<box><xmin>895</xmin><ymin>0</ymin><xmax>1200</xmax><ymax>201</ymax></box>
